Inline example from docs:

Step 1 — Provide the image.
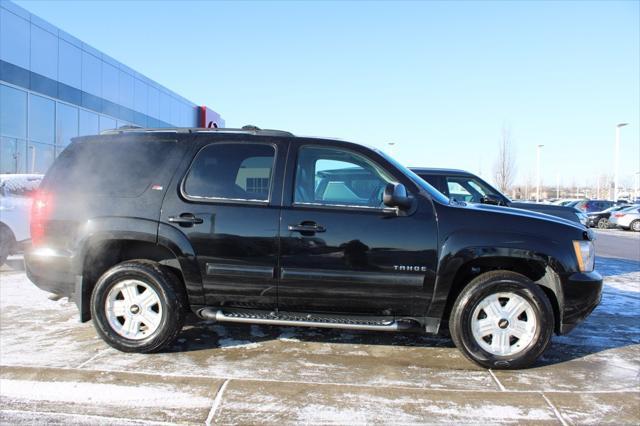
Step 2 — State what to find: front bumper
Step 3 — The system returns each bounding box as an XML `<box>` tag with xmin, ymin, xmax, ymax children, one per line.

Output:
<box><xmin>558</xmin><ymin>270</ymin><xmax>603</xmax><ymax>334</ymax></box>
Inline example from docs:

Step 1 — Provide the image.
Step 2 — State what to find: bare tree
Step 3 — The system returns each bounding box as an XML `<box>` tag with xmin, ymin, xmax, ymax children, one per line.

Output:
<box><xmin>493</xmin><ymin>126</ymin><xmax>517</xmax><ymax>193</ymax></box>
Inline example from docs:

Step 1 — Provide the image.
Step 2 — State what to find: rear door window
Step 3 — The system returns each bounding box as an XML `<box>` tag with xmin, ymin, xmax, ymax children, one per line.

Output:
<box><xmin>183</xmin><ymin>143</ymin><xmax>275</xmax><ymax>202</ymax></box>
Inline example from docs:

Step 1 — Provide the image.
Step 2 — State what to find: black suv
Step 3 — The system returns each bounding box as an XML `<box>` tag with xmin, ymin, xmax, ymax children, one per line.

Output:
<box><xmin>411</xmin><ymin>168</ymin><xmax>589</xmax><ymax>226</ymax></box>
<box><xmin>25</xmin><ymin>128</ymin><xmax>602</xmax><ymax>369</ymax></box>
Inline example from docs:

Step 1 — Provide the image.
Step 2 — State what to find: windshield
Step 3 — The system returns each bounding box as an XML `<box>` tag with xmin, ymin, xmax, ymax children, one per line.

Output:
<box><xmin>376</xmin><ymin>149</ymin><xmax>450</xmax><ymax>204</ymax></box>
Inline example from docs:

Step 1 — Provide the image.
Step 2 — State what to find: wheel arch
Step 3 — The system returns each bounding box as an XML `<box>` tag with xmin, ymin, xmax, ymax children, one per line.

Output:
<box><xmin>73</xmin><ymin>220</ymin><xmax>202</xmax><ymax>322</ymax></box>
<box><xmin>427</xmin><ymin>246</ymin><xmax>563</xmax><ymax>334</ymax></box>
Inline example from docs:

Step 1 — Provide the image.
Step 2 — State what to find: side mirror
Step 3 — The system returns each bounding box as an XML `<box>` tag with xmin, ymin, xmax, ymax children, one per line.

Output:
<box><xmin>383</xmin><ymin>183</ymin><xmax>412</xmax><ymax>210</ymax></box>
<box><xmin>480</xmin><ymin>195</ymin><xmax>503</xmax><ymax>206</ymax></box>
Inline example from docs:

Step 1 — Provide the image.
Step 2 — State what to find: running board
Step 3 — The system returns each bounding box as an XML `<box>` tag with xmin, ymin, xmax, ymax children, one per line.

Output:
<box><xmin>199</xmin><ymin>308</ymin><xmax>412</xmax><ymax>331</ymax></box>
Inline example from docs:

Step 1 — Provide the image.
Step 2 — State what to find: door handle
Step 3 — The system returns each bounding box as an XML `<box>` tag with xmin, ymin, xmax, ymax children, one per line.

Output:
<box><xmin>169</xmin><ymin>213</ymin><xmax>203</xmax><ymax>226</ymax></box>
<box><xmin>288</xmin><ymin>223</ymin><xmax>326</xmax><ymax>233</ymax></box>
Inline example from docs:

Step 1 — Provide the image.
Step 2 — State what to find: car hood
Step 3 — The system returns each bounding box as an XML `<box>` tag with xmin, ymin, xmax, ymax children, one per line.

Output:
<box><xmin>509</xmin><ymin>201</ymin><xmax>579</xmax><ymax>213</ymax></box>
<box><xmin>464</xmin><ymin>201</ymin><xmax>585</xmax><ymax>230</ymax></box>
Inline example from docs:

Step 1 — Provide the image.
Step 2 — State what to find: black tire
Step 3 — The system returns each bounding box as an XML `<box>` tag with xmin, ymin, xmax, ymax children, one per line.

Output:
<box><xmin>597</xmin><ymin>218</ymin><xmax>609</xmax><ymax>229</ymax></box>
<box><xmin>0</xmin><ymin>224</ymin><xmax>15</xmax><ymax>267</ymax></box>
<box><xmin>630</xmin><ymin>220</ymin><xmax>640</xmax><ymax>232</ymax></box>
<box><xmin>449</xmin><ymin>271</ymin><xmax>554</xmax><ymax>369</ymax></box>
<box><xmin>90</xmin><ymin>260</ymin><xmax>186</xmax><ymax>353</ymax></box>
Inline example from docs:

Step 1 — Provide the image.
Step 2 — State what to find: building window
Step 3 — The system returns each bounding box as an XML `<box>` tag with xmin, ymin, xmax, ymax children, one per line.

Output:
<box><xmin>79</xmin><ymin>109</ymin><xmax>99</xmax><ymax>136</ymax></box>
<box><xmin>0</xmin><ymin>137</ymin><xmax>27</xmax><ymax>174</ymax></box>
<box><xmin>56</xmin><ymin>102</ymin><xmax>78</xmax><ymax>148</ymax></box>
<box><xmin>27</xmin><ymin>141</ymin><xmax>55</xmax><ymax>174</ymax></box>
<box><xmin>245</xmin><ymin>177</ymin><xmax>270</xmax><ymax>195</ymax></box>
<box><xmin>0</xmin><ymin>84</ymin><xmax>27</xmax><ymax>139</ymax></box>
<box><xmin>28</xmin><ymin>94</ymin><xmax>55</xmax><ymax>144</ymax></box>
<box><xmin>99</xmin><ymin>116</ymin><xmax>116</xmax><ymax>133</ymax></box>
<box><xmin>0</xmin><ymin>7</ymin><xmax>30</xmax><ymax>69</ymax></box>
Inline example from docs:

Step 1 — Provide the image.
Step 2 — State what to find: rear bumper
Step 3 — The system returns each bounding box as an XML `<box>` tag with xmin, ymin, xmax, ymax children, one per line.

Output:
<box><xmin>558</xmin><ymin>270</ymin><xmax>603</xmax><ymax>334</ymax></box>
<box><xmin>24</xmin><ymin>247</ymin><xmax>76</xmax><ymax>298</ymax></box>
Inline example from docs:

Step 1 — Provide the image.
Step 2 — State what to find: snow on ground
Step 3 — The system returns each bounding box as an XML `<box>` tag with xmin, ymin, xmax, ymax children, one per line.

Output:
<box><xmin>1</xmin><ymin>256</ymin><xmax>639</xmax><ymax>424</ymax></box>
<box><xmin>0</xmin><ymin>379</ymin><xmax>211</xmax><ymax>408</ymax></box>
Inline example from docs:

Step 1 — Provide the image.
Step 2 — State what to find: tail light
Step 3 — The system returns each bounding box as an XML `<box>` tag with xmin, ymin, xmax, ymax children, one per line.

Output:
<box><xmin>31</xmin><ymin>190</ymin><xmax>53</xmax><ymax>247</ymax></box>
<box><xmin>613</xmin><ymin>213</ymin><xmax>626</xmax><ymax>218</ymax></box>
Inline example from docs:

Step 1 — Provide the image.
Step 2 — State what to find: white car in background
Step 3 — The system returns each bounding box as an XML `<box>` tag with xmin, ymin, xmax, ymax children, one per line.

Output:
<box><xmin>609</xmin><ymin>205</ymin><xmax>640</xmax><ymax>232</ymax></box>
<box><xmin>0</xmin><ymin>174</ymin><xmax>43</xmax><ymax>265</ymax></box>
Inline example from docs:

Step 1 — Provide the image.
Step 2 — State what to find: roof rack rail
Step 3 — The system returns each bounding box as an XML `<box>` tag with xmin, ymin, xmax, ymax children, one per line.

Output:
<box><xmin>100</xmin><ymin>125</ymin><xmax>294</xmax><ymax>137</ymax></box>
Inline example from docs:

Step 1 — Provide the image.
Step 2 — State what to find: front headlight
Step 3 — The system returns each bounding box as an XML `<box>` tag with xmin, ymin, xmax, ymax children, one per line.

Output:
<box><xmin>573</xmin><ymin>240</ymin><xmax>595</xmax><ymax>272</ymax></box>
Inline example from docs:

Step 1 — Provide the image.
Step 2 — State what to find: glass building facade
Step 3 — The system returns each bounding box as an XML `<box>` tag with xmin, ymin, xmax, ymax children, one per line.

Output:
<box><xmin>0</xmin><ymin>0</ymin><xmax>223</xmax><ymax>174</ymax></box>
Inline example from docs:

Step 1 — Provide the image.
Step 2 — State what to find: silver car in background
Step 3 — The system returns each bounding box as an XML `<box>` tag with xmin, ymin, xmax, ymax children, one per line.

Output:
<box><xmin>609</xmin><ymin>205</ymin><xmax>640</xmax><ymax>232</ymax></box>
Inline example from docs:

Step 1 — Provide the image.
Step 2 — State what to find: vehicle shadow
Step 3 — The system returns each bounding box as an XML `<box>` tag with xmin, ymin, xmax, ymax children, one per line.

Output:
<box><xmin>167</xmin><ymin>256</ymin><xmax>639</xmax><ymax>369</ymax></box>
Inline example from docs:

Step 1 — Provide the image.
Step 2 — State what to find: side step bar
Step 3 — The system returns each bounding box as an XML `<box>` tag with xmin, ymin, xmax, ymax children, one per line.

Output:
<box><xmin>199</xmin><ymin>308</ymin><xmax>412</xmax><ymax>332</ymax></box>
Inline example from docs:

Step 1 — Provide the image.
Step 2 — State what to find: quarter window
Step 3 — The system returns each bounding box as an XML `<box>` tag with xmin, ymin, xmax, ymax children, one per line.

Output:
<box><xmin>294</xmin><ymin>146</ymin><xmax>392</xmax><ymax>208</ymax></box>
<box><xmin>184</xmin><ymin>143</ymin><xmax>275</xmax><ymax>202</ymax></box>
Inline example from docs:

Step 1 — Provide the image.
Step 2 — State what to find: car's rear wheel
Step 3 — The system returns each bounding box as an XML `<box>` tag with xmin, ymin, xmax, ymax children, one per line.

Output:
<box><xmin>90</xmin><ymin>260</ymin><xmax>186</xmax><ymax>353</ymax></box>
<box><xmin>597</xmin><ymin>218</ymin><xmax>609</xmax><ymax>229</ymax></box>
<box><xmin>450</xmin><ymin>271</ymin><xmax>554</xmax><ymax>369</ymax></box>
<box><xmin>630</xmin><ymin>220</ymin><xmax>640</xmax><ymax>232</ymax></box>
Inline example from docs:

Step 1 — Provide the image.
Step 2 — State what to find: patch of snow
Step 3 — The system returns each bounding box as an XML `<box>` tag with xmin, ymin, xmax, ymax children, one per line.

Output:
<box><xmin>0</xmin><ymin>379</ymin><xmax>211</xmax><ymax>408</ymax></box>
<box><xmin>0</xmin><ymin>174</ymin><xmax>42</xmax><ymax>194</ymax></box>
<box><xmin>217</xmin><ymin>338</ymin><xmax>261</xmax><ymax>350</ymax></box>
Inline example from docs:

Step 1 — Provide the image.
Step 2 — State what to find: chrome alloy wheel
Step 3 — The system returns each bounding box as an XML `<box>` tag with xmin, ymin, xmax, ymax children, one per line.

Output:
<box><xmin>105</xmin><ymin>280</ymin><xmax>163</xmax><ymax>340</ymax></box>
<box><xmin>471</xmin><ymin>292</ymin><xmax>537</xmax><ymax>356</ymax></box>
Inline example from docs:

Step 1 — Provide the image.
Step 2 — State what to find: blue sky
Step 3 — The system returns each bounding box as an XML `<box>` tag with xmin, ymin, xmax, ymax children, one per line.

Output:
<box><xmin>16</xmin><ymin>0</ymin><xmax>640</xmax><ymax>188</ymax></box>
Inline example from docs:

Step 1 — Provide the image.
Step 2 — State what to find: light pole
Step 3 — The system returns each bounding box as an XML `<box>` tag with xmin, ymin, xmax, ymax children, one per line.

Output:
<box><xmin>536</xmin><ymin>144</ymin><xmax>544</xmax><ymax>202</ymax></box>
<box><xmin>614</xmin><ymin>123</ymin><xmax>628</xmax><ymax>201</ymax></box>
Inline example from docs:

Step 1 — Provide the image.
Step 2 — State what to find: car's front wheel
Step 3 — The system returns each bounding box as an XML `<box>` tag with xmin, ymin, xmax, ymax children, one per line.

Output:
<box><xmin>91</xmin><ymin>260</ymin><xmax>186</xmax><ymax>353</ymax></box>
<box><xmin>450</xmin><ymin>271</ymin><xmax>554</xmax><ymax>369</ymax></box>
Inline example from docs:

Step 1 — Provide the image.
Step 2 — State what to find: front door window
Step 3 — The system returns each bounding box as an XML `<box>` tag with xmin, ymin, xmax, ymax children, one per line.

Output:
<box><xmin>294</xmin><ymin>146</ymin><xmax>392</xmax><ymax>209</ymax></box>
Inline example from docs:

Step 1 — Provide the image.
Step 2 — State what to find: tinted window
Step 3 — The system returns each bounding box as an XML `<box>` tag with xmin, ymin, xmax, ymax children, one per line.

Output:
<box><xmin>0</xmin><ymin>137</ymin><xmax>27</xmax><ymax>174</ymax></box>
<box><xmin>447</xmin><ymin>180</ymin><xmax>474</xmax><ymax>202</ymax></box>
<box><xmin>28</xmin><ymin>94</ymin><xmax>55</xmax><ymax>144</ymax></box>
<box><xmin>444</xmin><ymin>175</ymin><xmax>503</xmax><ymax>203</ymax></box>
<box><xmin>45</xmin><ymin>137</ymin><xmax>180</xmax><ymax>197</ymax></box>
<box><xmin>0</xmin><ymin>84</ymin><xmax>27</xmax><ymax>139</ymax></box>
<box><xmin>56</xmin><ymin>103</ymin><xmax>79</xmax><ymax>148</ymax></box>
<box><xmin>79</xmin><ymin>110</ymin><xmax>99</xmax><ymax>136</ymax></box>
<box><xmin>418</xmin><ymin>174</ymin><xmax>445</xmax><ymax>193</ymax></box>
<box><xmin>184</xmin><ymin>143</ymin><xmax>275</xmax><ymax>201</ymax></box>
<box><xmin>27</xmin><ymin>141</ymin><xmax>55</xmax><ymax>174</ymax></box>
<box><xmin>295</xmin><ymin>146</ymin><xmax>392</xmax><ymax>208</ymax></box>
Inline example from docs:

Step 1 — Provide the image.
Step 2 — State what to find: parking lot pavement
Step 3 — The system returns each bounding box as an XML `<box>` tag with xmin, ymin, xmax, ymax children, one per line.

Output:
<box><xmin>593</xmin><ymin>228</ymin><xmax>640</xmax><ymax>262</ymax></box>
<box><xmin>1</xmin><ymin>257</ymin><xmax>638</xmax><ymax>425</ymax></box>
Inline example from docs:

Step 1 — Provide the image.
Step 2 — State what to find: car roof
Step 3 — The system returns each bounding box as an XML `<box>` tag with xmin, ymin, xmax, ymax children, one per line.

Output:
<box><xmin>100</xmin><ymin>125</ymin><xmax>295</xmax><ymax>138</ymax></box>
<box><xmin>409</xmin><ymin>167</ymin><xmax>474</xmax><ymax>176</ymax></box>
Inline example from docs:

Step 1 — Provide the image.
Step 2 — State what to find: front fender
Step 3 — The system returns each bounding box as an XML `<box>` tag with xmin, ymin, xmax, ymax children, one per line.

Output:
<box><xmin>426</xmin><ymin>229</ymin><xmax>569</xmax><ymax>322</ymax></box>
